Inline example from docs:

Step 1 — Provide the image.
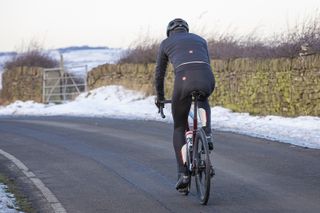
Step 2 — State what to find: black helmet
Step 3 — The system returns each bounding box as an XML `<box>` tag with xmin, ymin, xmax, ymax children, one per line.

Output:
<box><xmin>166</xmin><ymin>18</ymin><xmax>189</xmax><ymax>37</ymax></box>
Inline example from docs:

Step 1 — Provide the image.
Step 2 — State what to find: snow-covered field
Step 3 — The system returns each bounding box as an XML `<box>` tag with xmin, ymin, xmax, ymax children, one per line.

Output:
<box><xmin>0</xmin><ymin>53</ymin><xmax>13</xmax><ymax>90</ymax></box>
<box><xmin>52</xmin><ymin>47</ymin><xmax>123</xmax><ymax>72</ymax></box>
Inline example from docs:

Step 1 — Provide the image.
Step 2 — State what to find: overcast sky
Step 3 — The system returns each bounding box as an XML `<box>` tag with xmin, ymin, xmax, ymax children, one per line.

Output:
<box><xmin>0</xmin><ymin>0</ymin><xmax>319</xmax><ymax>51</ymax></box>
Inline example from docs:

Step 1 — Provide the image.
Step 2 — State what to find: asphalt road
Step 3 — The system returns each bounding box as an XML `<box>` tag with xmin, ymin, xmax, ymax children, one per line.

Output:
<box><xmin>0</xmin><ymin>116</ymin><xmax>320</xmax><ymax>213</ymax></box>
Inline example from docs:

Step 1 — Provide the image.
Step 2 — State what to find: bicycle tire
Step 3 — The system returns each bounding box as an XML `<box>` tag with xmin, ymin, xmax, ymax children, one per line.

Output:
<box><xmin>194</xmin><ymin>128</ymin><xmax>211</xmax><ymax>205</ymax></box>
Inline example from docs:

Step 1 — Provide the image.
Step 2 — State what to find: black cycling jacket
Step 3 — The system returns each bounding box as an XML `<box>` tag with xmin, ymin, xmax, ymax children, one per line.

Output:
<box><xmin>155</xmin><ymin>29</ymin><xmax>212</xmax><ymax>99</ymax></box>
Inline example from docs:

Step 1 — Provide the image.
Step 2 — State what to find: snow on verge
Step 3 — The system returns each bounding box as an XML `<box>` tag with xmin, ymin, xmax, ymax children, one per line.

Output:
<box><xmin>212</xmin><ymin>107</ymin><xmax>320</xmax><ymax>149</ymax></box>
<box><xmin>0</xmin><ymin>85</ymin><xmax>319</xmax><ymax>149</ymax></box>
<box><xmin>0</xmin><ymin>183</ymin><xmax>23</xmax><ymax>213</ymax></box>
<box><xmin>0</xmin><ymin>86</ymin><xmax>170</xmax><ymax>121</ymax></box>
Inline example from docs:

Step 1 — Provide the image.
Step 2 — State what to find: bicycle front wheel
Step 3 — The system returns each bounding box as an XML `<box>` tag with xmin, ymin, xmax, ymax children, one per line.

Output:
<box><xmin>194</xmin><ymin>128</ymin><xmax>211</xmax><ymax>205</ymax></box>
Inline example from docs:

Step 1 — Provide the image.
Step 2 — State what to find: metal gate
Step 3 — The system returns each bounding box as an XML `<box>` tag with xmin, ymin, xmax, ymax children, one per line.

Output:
<box><xmin>42</xmin><ymin>65</ymin><xmax>87</xmax><ymax>103</ymax></box>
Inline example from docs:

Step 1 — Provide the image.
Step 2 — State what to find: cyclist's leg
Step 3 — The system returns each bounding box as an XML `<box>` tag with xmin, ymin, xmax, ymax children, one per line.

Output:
<box><xmin>172</xmin><ymin>102</ymin><xmax>191</xmax><ymax>189</ymax></box>
<box><xmin>172</xmin><ymin>94</ymin><xmax>191</xmax><ymax>174</ymax></box>
<box><xmin>171</xmin><ymin>78</ymin><xmax>192</xmax><ymax>190</ymax></box>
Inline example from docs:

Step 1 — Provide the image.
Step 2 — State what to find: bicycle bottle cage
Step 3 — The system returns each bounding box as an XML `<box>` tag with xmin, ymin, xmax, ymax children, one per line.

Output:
<box><xmin>198</xmin><ymin>108</ymin><xmax>207</xmax><ymax>127</ymax></box>
<box><xmin>188</xmin><ymin>107</ymin><xmax>207</xmax><ymax>127</ymax></box>
<box><xmin>188</xmin><ymin>90</ymin><xmax>208</xmax><ymax>128</ymax></box>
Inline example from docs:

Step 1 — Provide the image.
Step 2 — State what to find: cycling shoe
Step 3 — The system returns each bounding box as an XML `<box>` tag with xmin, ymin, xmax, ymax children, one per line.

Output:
<box><xmin>175</xmin><ymin>173</ymin><xmax>190</xmax><ymax>190</ymax></box>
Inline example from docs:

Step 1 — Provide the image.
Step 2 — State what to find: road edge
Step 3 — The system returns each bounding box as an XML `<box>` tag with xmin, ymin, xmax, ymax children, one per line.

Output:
<box><xmin>0</xmin><ymin>149</ymin><xmax>67</xmax><ymax>213</ymax></box>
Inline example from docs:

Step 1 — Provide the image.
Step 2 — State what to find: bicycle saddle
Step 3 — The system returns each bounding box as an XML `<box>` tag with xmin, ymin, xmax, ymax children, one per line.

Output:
<box><xmin>190</xmin><ymin>90</ymin><xmax>207</xmax><ymax>100</ymax></box>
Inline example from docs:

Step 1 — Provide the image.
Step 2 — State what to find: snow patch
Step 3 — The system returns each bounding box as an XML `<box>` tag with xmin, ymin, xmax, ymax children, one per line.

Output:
<box><xmin>0</xmin><ymin>183</ymin><xmax>24</xmax><ymax>213</ymax></box>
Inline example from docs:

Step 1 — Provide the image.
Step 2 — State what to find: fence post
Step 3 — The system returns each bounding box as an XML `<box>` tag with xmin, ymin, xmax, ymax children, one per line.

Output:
<box><xmin>42</xmin><ymin>68</ymin><xmax>45</xmax><ymax>103</ymax></box>
<box><xmin>85</xmin><ymin>65</ymin><xmax>88</xmax><ymax>92</ymax></box>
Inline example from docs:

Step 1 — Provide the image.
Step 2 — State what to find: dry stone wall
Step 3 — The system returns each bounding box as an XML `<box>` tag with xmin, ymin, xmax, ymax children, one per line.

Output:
<box><xmin>1</xmin><ymin>55</ymin><xmax>319</xmax><ymax>116</ymax></box>
<box><xmin>88</xmin><ymin>55</ymin><xmax>320</xmax><ymax>116</ymax></box>
<box><xmin>211</xmin><ymin>56</ymin><xmax>320</xmax><ymax>116</ymax></box>
<box><xmin>0</xmin><ymin>66</ymin><xmax>43</xmax><ymax>103</ymax></box>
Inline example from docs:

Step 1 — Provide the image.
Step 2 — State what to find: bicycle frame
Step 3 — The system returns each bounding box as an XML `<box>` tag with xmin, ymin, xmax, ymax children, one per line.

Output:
<box><xmin>187</xmin><ymin>94</ymin><xmax>200</xmax><ymax>174</ymax></box>
<box><xmin>192</xmin><ymin>94</ymin><xmax>198</xmax><ymax>139</ymax></box>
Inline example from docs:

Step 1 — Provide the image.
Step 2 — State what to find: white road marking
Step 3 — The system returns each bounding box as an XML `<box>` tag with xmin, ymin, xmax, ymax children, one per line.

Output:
<box><xmin>0</xmin><ymin>149</ymin><xmax>67</xmax><ymax>213</ymax></box>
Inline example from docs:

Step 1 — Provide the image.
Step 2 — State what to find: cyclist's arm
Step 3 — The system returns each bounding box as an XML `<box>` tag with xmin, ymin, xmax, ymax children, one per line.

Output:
<box><xmin>204</xmin><ymin>40</ymin><xmax>211</xmax><ymax>65</ymax></box>
<box><xmin>155</xmin><ymin>41</ymin><xmax>168</xmax><ymax>100</ymax></box>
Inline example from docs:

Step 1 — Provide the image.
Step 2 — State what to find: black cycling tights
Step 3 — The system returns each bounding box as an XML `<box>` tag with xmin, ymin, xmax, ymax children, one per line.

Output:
<box><xmin>171</xmin><ymin>94</ymin><xmax>211</xmax><ymax>173</ymax></box>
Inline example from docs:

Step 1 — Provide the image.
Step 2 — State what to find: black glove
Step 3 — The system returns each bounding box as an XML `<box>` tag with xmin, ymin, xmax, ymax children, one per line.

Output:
<box><xmin>155</xmin><ymin>97</ymin><xmax>164</xmax><ymax>113</ymax></box>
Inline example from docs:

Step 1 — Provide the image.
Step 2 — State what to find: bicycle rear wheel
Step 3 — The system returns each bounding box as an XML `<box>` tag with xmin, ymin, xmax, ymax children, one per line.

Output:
<box><xmin>194</xmin><ymin>128</ymin><xmax>211</xmax><ymax>205</ymax></box>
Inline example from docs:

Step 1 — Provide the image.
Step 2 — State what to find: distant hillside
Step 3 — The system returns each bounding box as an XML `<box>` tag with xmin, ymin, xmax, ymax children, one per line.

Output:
<box><xmin>0</xmin><ymin>52</ymin><xmax>16</xmax><ymax>57</ymax></box>
<box><xmin>0</xmin><ymin>46</ymin><xmax>113</xmax><ymax>56</ymax></box>
<box><xmin>57</xmin><ymin>45</ymin><xmax>111</xmax><ymax>53</ymax></box>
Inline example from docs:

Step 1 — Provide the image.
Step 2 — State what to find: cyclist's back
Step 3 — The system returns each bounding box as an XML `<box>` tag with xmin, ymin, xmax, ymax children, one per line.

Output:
<box><xmin>156</xmin><ymin>31</ymin><xmax>214</xmax><ymax>100</ymax></box>
<box><xmin>158</xmin><ymin>31</ymin><xmax>210</xmax><ymax>70</ymax></box>
<box><xmin>155</xmin><ymin>18</ymin><xmax>215</xmax><ymax>190</ymax></box>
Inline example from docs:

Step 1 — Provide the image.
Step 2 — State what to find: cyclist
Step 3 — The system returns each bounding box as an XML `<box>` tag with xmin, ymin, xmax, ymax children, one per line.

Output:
<box><xmin>155</xmin><ymin>18</ymin><xmax>215</xmax><ymax>190</ymax></box>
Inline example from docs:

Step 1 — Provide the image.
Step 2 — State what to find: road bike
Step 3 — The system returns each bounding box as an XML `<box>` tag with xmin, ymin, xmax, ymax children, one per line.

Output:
<box><xmin>159</xmin><ymin>91</ymin><xmax>215</xmax><ymax>205</ymax></box>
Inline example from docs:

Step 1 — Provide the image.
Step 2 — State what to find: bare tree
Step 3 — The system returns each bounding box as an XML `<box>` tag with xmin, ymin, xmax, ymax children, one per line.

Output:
<box><xmin>4</xmin><ymin>40</ymin><xmax>58</xmax><ymax>70</ymax></box>
<box><xmin>118</xmin><ymin>12</ymin><xmax>320</xmax><ymax>63</ymax></box>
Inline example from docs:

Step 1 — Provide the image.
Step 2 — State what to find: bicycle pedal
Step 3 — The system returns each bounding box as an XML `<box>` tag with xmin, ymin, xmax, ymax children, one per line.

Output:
<box><xmin>198</xmin><ymin>161</ymin><xmax>205</xmax><ymax>170</ymax></box>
